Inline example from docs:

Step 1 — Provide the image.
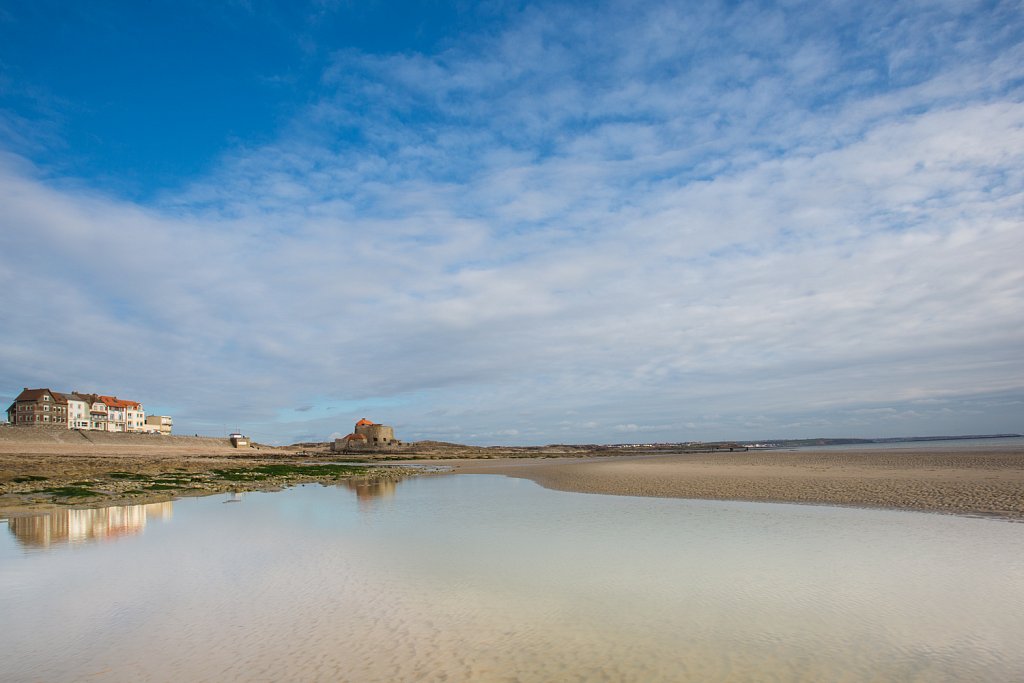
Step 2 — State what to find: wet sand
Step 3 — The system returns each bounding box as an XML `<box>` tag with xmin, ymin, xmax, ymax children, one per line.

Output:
<box><xmin>0</xmin><ymin>431</ymin><xmax>392</xmax><ymax>517</ymax></box>
<box><xmin>451</xmin><ymin>446</ymin><xmax>1024</xmax><ymax>518</ymax></box>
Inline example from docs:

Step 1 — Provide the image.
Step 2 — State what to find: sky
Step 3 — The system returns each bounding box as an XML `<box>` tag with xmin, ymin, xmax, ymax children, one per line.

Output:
<box><xmin>1</xmin><ymin>0</ymin><xmax>1022</xmax><ymax>445</ymax></box>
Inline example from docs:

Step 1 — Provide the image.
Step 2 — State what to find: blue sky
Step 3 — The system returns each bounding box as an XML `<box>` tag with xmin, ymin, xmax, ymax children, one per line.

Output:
<box><xmin>1</xmin><ymin>0</ymin><xmax>1022</xmax><ymax>445</ymax></box>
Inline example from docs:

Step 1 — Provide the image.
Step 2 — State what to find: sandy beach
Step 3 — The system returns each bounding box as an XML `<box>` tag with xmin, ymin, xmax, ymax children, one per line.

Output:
<box><xmin>2</xmin><ymin>426</ymin><xmax>1022</xmax><ymax>519</ymax></box>
<box><xmin>451</xmin><ymin>445</ymin><xmax>1024</xmax><ymax>519</ymax></box>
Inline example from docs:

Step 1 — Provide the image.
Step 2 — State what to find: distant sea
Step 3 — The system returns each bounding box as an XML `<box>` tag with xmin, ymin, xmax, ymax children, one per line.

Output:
<box><xmin>789</xmin><ymin>435</ymin><xmax>1024</xmax><ymax>451</ymax></box>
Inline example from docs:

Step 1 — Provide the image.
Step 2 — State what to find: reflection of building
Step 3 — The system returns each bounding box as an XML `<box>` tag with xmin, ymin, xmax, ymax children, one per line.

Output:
<box><xmin>333</xmin><ymin>418</ymin><xmax>402</xmax><ymax>452</ymax></box>
<box><xmin>341</xmin><ymin>478</ymin><xmax>398</xmax><ymax>510</ymax></box>
<box><xmin>6</xmin><ymin>502</ymin><xmax>173</xmax><ymax>549</ymax></box>
<box><xmin>342</xmin><ymin>478</ymin><xmax>398</xmax><ymax>502</ymax></box>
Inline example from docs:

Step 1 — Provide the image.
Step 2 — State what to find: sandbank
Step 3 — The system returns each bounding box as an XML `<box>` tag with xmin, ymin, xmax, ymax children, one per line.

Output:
<box><xmin>449</xmin><ymin>445</ymin><xmax>1024</xmax><ymax>518</ymax></box>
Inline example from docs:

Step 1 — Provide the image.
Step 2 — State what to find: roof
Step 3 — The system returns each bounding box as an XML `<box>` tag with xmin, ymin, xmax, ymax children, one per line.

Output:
<box><xmin>98</xmin><ymin>395</ymin><xmax>141</xmax><ymax>409</ymax></box>
<box><xmin>355</xmin><ymin>418</ymin><xmax>376</xmax><ymax>426</ymax></box>
<box><xmin>343</xmin><ymin>433</ymin><xmax>367</xmax><ymax>441</ymax></box>
<box><xmin>14</xmin><ymin>388</ymin><xmax>66</xmax><ymax>404</ymax></box>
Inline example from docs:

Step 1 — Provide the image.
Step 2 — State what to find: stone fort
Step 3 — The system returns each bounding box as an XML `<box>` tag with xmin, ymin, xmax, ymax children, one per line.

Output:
<box><xmin>332</xmin><ymin>418</ymin><xmax>402</xmax><ymax>452</ymax></box>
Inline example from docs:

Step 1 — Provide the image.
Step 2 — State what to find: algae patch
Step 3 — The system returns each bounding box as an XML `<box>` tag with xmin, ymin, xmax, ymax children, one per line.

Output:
<box><xmin>211</xmin><ymin>464</ymin><xmax>367</xmax><ymax>482</ymax></box>
<box><xmin>32</xmin><ymin>486</ymin><xmax>101</xmax><ymax>498</ymax></box>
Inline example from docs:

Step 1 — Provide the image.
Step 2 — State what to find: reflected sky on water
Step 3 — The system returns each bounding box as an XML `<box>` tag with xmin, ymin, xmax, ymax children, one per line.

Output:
<box><xmin>1</xmin><ymin>474</ymin><xmax>1023</xmax><ymax>682</ymax></box>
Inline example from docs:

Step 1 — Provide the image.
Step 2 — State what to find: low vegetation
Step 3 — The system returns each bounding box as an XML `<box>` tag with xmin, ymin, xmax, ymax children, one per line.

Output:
<box><xmin>32</xmin><ymin>486</ymin><xmax>101</xmax><ymax>498</ymax></box>
<box><xmin>3</xmin><ymin>462</ymin><xmax>387</xmax><ymax>510</ymax></box>
<box><xmin>210</xmin><ymin>464</ymin><xmax>367</xmax><ymax>481</ymax></box>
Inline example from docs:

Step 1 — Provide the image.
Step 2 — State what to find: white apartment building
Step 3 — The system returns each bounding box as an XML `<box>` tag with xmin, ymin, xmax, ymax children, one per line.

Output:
<box><xmin>66</xmin><ymin>395</ymin><xmax>91</xmax><ymax>430</ymax></box>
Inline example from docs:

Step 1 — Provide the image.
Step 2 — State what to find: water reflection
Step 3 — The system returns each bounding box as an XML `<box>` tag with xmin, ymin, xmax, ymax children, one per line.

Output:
<box><xmin>6</xmin><ymin>502</ymin><xmax>173</xmax><ymax>549</ymax></box>
<box><xmin>1</xmin><ymin>478</ymin><xmax>1022</xmax><ymax>682</ymax></box>
<box><xmin>340</xmin><ymin>477</ymin><xmax>398</xmax><ymax>509</ymax></box>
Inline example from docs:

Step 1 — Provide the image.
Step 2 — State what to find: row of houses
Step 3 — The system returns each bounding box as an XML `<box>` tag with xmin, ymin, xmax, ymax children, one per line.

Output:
<box><xmin>5</xmin><ymin>388</ymin><xmax>173</xmax><ymax>435</ymax></box>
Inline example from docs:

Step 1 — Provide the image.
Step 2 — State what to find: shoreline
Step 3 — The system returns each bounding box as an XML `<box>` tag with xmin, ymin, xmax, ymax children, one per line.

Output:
<box><xmin>0</xmin><ymin>463</ymin><xmax>417</xmax><ymax>518</ymax></box>
<box><xmin>0</xmin><ymin>439</ymin><xmax>416</xmax><ymax>518</ymax></box>
<box><xmin>1</xmin><ymin>431</ymin><xmax>1022</xmax><ymax>519</ymax></box>
<box><xmin>0</xmin><ymin>428</ymin><xmax>749</xmax><ymax>516</ymax></box>
<box><xmin>448</xmin><ymin>446</ymin><xmax>1024</xmax><ymax>519</ymax></box>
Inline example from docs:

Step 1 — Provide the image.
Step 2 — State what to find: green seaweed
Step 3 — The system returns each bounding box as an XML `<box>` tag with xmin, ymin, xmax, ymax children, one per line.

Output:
<box><xmin>211</xmin><ymin>463</ymin><xmax>367</xmax><ymax>481</ymax></box>
<box><xmin>12</xmin><ymin>475</ymin><xmax>49</xmax><ymax>483</ymax></box>
<box><xmin>34</xmin><ymin>486</ymin><xmax>100</xmax><ymax>498</ymax></box>
<box><xmin>211</xmin><ymin>469</ymin><xmax>269</xmax><ymax>481</ymax></box>
<box><xmin>107</xmin><ymin>472</ymin><xmax>150</xmax><ymax>480</ymax></box>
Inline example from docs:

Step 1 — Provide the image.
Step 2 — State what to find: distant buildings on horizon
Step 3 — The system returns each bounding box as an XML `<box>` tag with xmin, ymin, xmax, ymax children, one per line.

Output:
<box><xmin>4</xmin><ymin>387</ymin><xmax>172</xmax><ymax>435</ymax></box>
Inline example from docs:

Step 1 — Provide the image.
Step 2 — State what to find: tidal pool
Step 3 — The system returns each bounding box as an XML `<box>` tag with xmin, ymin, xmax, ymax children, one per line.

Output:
<box><xmin>2</xmin><ymin>474</ymin><xmax>1022</xmax><ymax>682</ymax></box>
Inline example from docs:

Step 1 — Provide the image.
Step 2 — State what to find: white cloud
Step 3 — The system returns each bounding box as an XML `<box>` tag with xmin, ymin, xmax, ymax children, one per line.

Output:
<box><xmin>1</xmin><ymin>1</ymin><xmax>1022</xmax><ymax>444</ymax></box>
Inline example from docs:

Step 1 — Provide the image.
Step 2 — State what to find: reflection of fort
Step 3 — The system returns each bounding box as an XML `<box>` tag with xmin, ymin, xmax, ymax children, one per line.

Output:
<box><xmin>341</xmin><ymin>478</ymin><xmax>398</xmax><ymax>509</ymax></box>
<box><xmin>6</xmin><ymin>502</ymin><xmax>173</xmax><ymax>549</ymax></box>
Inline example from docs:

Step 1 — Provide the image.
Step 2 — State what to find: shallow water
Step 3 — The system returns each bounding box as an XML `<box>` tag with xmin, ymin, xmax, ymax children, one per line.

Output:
<box><xmin>2</xmin><ymin>475</ymin><xmax>1023</xmax><ymax>682</ymax></box>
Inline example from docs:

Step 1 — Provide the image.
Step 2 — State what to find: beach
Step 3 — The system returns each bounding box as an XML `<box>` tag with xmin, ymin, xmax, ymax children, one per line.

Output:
<box><xmin>0</xmin><ymin>428</ymin><xmax>402</xmax><ymax>517</ymax></box>
<box><xmin>2</xmin><ymin>426</ymin><xmax>1022</xmax><ymax>519</ymax></box>
<box><xmin>452</xmin><ymin>445</ymin><xmax>1024</xmax><ymax>518</ymax></box>
<box><xmin>4</xmin><ymin>436</ymin><xmax>1024</xmax><ymax>681</ymax></box>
